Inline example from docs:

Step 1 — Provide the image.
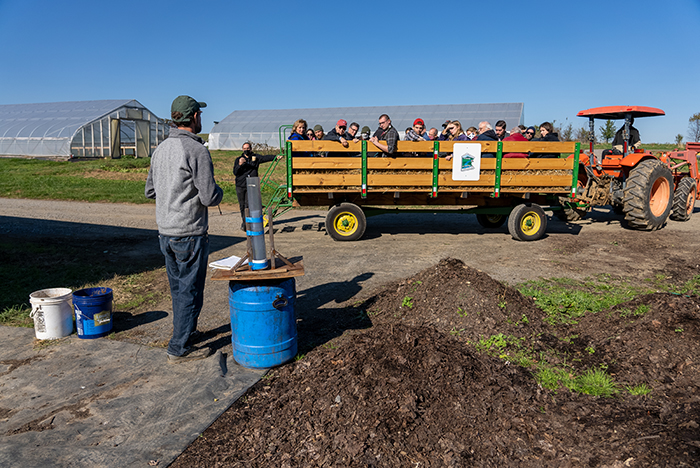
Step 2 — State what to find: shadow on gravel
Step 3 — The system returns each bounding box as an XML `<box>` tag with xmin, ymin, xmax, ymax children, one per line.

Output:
<box><xmin>1</xmin><ymin>216</ymin><xmax>242</xmax><ymax>311</ymax></box>
<box><xmin>112</xmin><ymin>310</ymin><xmax>169</xmax><ymax>332</ymax></box>
<box><xmin>362</xmin><ymin>212</ymin><xmax>585</xmax><ymax>237</ymax></box>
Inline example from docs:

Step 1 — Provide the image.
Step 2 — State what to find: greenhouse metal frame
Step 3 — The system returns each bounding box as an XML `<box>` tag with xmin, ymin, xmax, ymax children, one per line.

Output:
<box><xmin>209</xmin><ymin>103</ymin><xmax>524</xmax><ymax>150</ymax></box>
<box><xmin>0</xmin><ymin>99</ymin><xmax>169</xmax><ymax>159</ymax></box>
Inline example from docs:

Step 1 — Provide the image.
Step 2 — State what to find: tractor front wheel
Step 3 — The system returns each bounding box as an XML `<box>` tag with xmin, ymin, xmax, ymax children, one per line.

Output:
<box><xmin>325</xmin><ymin>203</ymin><xmax>367</xmax><ymax>241</ymax></box>
<box><xmin>622</xmin><ymin>160</ymin><xmax>674</xmax><ymax>230</ymax></box>
<box><xmin>670</xmin><ymin>177</ymin><xmax>697</xmax><ymax>222</ymax></box>
<box><xmin>554</xmin><ymin>196</ymin><xmax>590</xmax><ymax>222</ymax></box>
<box><xmin>476</xmin><ymin>213</ymin><xmax>507</xmax><ymax>228</ymax></box>
<box><xmin>508</xmin><ymin>203</ymin><xmax>547</xmax><ymax>241</ymax></box>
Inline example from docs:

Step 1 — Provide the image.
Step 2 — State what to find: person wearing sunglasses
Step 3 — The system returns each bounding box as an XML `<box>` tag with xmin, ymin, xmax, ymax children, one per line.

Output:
<box><xmin>524</xmin><ymin>126</ymin><xmax>536</xmax><ymax>141</ymax></box>
<box><xmin>322</xmin><ymin>119</ymin><xmax>351</xmax><ymax>157</ymax></box>
<box><xmin>322</xmin><ymin>119</ymin><xmax>350</xmax><ymax>147</ymax></box>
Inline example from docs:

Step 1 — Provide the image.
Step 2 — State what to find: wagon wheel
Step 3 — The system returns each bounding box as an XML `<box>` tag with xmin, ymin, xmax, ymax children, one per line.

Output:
<box><xmin>325</xmin><ymin>203</ymin><xmax>367</xmax><ymax>241</ymax></box>
<box><xmin>670</xmin><ymin>177</ymin><xmax>697</xmax><ymax>222</ymax></box>
<box><xmin>507</xmin><ymin>204</ymin><xmax>548</xmax><ymax>241</ymax></box>
<box><xmin>476</xmin><ymin>213</ymin><xmax>507</xmax><ymax>229</ymax></box>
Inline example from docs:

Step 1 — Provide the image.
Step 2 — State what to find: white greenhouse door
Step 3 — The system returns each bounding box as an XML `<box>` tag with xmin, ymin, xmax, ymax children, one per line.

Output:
<box><xmin>110</xmin><ymin>119</ymin><xmax>121</xmax><ymax>159</ymax></box>
<box><xmin>135</xmin><ymin>120</ymin><xmax>150</xmax><ymax>158</ymax></box>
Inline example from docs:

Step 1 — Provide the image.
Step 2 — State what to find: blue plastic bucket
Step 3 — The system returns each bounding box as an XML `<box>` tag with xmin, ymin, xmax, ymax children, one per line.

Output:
<box><xmin>73</xmin><ymin>287</ymin><xmax>113</xmax><ymax>339</ymax></box>
<box><xmin>229</xmin><ymin>278</ymin><xmax>297</xmax><ymax>368</ymax></box>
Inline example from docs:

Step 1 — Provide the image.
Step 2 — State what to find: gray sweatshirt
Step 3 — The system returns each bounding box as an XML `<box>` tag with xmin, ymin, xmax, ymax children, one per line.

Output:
<box><xmin>145</xmin><ymin>128</ymin><xmax>223</xmax><ymax>236</ymax></box>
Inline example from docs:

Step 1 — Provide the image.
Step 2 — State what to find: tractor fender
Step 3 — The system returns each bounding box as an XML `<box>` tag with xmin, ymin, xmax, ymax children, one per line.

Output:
<box><xmin>572</xmin><ymin>153</ymin><xmax>590</xmax><ymax>165</ymax></box>
<box><xmin>620</xmin><ymin>153</ymin><xmax>657</xmax><ymax>169</ymax></box>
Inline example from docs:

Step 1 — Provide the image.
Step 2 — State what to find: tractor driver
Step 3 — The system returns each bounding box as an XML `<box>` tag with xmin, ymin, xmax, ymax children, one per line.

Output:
<box><xmin>603</xmin><ymin>118</ymin><xmax>641</xmax><ymax>157</ymax></box>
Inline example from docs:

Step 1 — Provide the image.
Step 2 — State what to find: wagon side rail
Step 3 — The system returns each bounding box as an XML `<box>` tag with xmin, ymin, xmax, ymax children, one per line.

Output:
<box><xmin>285</xmin><ymin>140</ymin><xmax>580</xmax><ymax>201</ymax></box>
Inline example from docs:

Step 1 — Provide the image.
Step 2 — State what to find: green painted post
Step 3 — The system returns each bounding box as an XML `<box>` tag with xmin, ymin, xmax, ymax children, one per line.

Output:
<box><xmin>362</xmin><ymin>140</ymin><xmax>368</xmax><ymax>198</ymax></box>
<box><xmin>432</xmin><ymin>141</ymin><xmax>440</xmax><ymax>197</ymax></box>
<box><xmin>571</xmin><ymin>142</ymin><xmax>581</xmax><ymax>197</ymax></box>
<box><xmin>493</xmin><ymin>141</ymin><xmax>503</xmax><ymax>198</ymax></box>
<box><xmin>286</xmin><ymin>140</ymin><xmax>293</xmax><ymax>199</ymax></box>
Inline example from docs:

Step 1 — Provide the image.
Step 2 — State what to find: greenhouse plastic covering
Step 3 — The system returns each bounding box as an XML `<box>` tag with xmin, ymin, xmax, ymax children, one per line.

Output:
<box><xmin>0</xmin><ymin>100</ymin><xmax>167</xmax><ymax>158</ymax></box>
<box><xmin>209</xmin><ymin>103</ymin><xmax>524</xmax><ymax>150</ymax></box>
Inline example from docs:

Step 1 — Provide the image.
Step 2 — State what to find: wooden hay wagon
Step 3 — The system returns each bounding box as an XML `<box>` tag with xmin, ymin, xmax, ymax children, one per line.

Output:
<box><xmin>265</xmin><ymin>139</ymin><xmax>581</xmax><ymax>241</ymax></box>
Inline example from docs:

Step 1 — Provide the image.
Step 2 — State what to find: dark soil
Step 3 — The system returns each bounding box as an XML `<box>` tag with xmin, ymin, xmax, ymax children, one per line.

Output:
<box><xmin>173</xmin><ymin>258</ymin><xmax>700</xmax><ymax>467</ymax></box>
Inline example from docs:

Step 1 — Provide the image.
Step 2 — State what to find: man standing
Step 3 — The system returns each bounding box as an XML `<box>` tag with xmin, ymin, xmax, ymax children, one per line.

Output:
<box><xmin>369</xmin><ymin>114</ymin><xmax>399</xmax><ymax>157</ymax></box>
<box><xmin>234</xmin><ymin>141</ymin><xmax>281</xmax><ymax>229</ymax></box>
<box><xmin>145</xmin><ymin>95</ymin><xmax>223</xmax><ymax>363</ymax></box>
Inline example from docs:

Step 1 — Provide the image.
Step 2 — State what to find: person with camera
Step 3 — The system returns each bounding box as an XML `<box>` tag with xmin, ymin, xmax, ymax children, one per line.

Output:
<box><xmin>404</xmin><ymin>118</ymin><xmax>429</xmax><ymax>141</ymax></box>
<box><xmin>233</xmin><ymin>141</ymin><xmax>281</xmax><ymax>230</ymax></box>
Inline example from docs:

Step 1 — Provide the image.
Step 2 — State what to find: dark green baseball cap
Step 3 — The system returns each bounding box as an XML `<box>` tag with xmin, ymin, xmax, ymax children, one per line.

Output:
<box><xmin>171</xmin><ymin>95</ymin><xmax>207</xmax><ymax>122</ymax></box>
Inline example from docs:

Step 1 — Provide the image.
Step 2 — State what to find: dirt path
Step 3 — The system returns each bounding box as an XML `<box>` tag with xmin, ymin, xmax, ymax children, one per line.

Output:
<box><xmin>3</xmin><ymin>198</ymin><xmax>700</xmax><ymax>466</ymax></box>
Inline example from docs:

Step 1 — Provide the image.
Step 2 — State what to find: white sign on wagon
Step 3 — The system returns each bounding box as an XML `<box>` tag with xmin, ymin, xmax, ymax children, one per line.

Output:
<box><xmin>451</xmin><ymin>143</ymin><xmax>481</xmax><ymax>181</ymax></box>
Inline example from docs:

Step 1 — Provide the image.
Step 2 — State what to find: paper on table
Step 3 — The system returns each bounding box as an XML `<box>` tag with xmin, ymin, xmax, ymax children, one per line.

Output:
<box><xmin>209</xmin><ymin>255</ymin><xmax>247</xmax><ymax>270</ymax></box>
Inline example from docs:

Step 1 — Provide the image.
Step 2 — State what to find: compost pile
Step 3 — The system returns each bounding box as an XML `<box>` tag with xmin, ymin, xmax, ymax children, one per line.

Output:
<box><xmin>173</xmin><ymin>258</ymin><xmax>700</xmax><ymax>467</ymax></box>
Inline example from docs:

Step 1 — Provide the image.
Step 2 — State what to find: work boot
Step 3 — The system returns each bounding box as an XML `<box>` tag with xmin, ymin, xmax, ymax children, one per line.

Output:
<box><xmin>240</xmin><ymin>222</ymin><xmax>246</xmax><ymax>232</ymax></box>
<box><xmin>186</xmin><ymin>330</ymin><xmax>204</xmax><ymax>346</ymax></box>
<box><xmin>167</xmin><ymin>346</ymin><xmax>212</xmax><ymax>364</ymax></box>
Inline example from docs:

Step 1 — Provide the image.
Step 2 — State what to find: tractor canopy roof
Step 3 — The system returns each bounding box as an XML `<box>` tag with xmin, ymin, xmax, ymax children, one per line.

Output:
<box><xmin>577</xmin><ymin>106</ymin><xmax>665</xmax><ymax>120</ymax></box>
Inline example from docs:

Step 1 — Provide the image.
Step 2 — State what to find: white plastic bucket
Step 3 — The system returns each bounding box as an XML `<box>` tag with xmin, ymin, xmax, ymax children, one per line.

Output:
<box><xmin>29</xmin><ymin>288</ymin><xmax>74</xmax><ymax>340</ymax></box>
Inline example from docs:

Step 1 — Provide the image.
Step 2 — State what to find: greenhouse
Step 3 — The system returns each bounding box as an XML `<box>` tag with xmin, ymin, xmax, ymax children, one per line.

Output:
<box><xmin>209</xmin><ymin>103</ymin><xmax>524</xmax><ymax>150</ymax></box>
<box><xmin>0</xmin><ymin>100</ymin><xmax>169</xmax><ymax>159</ymax></box>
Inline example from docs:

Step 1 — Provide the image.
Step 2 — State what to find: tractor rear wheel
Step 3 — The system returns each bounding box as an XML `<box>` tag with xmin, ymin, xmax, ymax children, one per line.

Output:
<box><xmin>476</xmin><ymin>213</ymin><xmax>507</xmax><ymax>228</ymax></box>
<box><xmin>670</xmin><ymin>177</ymin><xmax>697</xmax><ymax>222</ymax></box>
<box><xmin>325</xmin><ymin>203</ymin><xmax>366</xmax><ymax>241</ymax></box>
<box><xmin>622</xmin><ymin>160</ymin><xmax>673</xmax><ymax>230</ymax></box>
<box><xmin>508</xmin><ymin>203</ymin><xmax>547</xmax><ymax>241</ymax></box>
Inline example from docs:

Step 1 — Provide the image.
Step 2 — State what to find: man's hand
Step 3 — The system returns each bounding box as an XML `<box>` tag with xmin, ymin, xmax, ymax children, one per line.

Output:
<box><xmin>369</xmin><ymin>136</ymin><xmax>378</xmax><ymax>144</ymax></box>
<box><xmin>238</xmin><ymin>157</ymin><xmax>246</xmax><ymax>166</ymax></box>
<box><xmin>340</xmin><ymin>137</ymin><xmax>349</xmax><ymax>148</ymax></box>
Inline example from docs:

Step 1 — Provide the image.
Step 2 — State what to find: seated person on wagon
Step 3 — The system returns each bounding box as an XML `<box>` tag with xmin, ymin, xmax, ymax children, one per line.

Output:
<box><xmin>531</xmin><ymin>121</ymin><xmax>560</xmax><ymax>158</ymax></box>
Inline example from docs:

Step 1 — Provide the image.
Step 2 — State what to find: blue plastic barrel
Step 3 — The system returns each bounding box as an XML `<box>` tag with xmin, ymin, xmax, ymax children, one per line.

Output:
<box><xmin>229</xmin><ymin>278</ymin><xmax>297</xmax><ymax>368</ymax></box>
<box><xmin>73</xmin><ymin>287</ymin><xmax>113</xmax><ymax>339</ymax></box>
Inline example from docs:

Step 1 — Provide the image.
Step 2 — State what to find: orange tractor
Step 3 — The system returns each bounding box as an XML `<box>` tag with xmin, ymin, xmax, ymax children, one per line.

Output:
<box><xmin>557</xmin><ymin>106</ymin><xmax>699</xmax><ymax>229</ymax></box>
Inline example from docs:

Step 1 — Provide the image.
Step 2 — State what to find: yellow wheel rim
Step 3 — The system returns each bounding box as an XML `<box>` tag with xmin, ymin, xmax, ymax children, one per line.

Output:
<box><xmin>334</xmin><ymin>212</ymin><xmax>358</xmax><ymax>236</ymax></box>
<box><xmin>520</xmin><ymin>211</ymin><xmax>542</xmax><ymax>236</ymax></box>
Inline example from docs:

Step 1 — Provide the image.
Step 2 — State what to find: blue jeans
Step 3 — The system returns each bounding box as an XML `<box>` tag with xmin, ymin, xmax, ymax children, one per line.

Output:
<box><xmin>159</xmin><ymin>234</ymin><xmax>209</xmax><ymax>356</ymax></box>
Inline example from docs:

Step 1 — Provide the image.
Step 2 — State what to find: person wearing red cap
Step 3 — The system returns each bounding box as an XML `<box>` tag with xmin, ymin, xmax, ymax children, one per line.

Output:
<box><xmin>404</xmin><ymin>118</ymin><xmax>429</xmax><ymax>141</ymax></box>
<box><xmin>322</xmin><ymin>119</ymin><xmax>350</xmax><ymax>147</ymax></box>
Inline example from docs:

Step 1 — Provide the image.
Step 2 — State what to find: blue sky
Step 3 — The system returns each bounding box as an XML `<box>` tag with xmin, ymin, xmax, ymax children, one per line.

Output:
<box><xmin>1</xmin><ymin>0</ymin><xmax>698</xmax><ymax>143</ymax></box>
